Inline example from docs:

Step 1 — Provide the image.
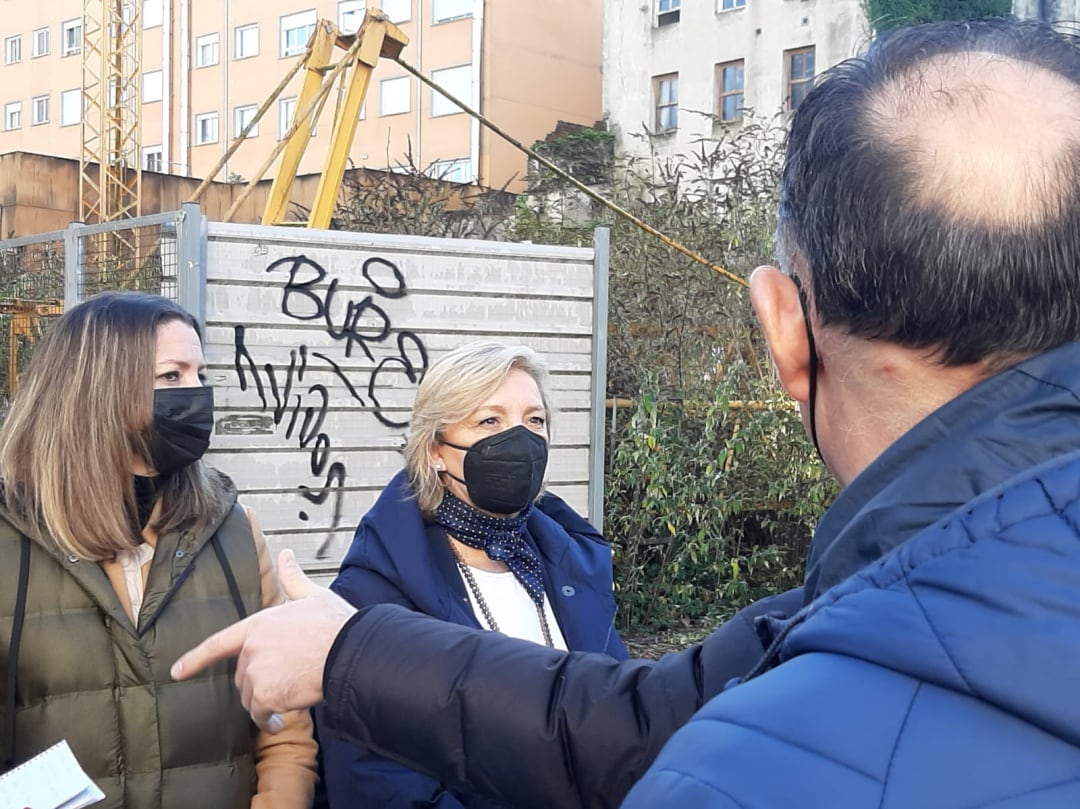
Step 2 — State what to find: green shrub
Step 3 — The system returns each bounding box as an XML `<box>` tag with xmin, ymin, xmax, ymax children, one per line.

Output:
<box><xmin>605</xmin><ymin>368</ymin><xmax>835</xmax><ymax>632</ymax></box>
<box><xmin>865</xmin><ymin>0</ymin><xmax>1011</xmax><ymax>31</ymax></box>
<box><xmin>328</xmin><ymin>112</ymin><xmax>839</xmax><ymax>631</ymax></box>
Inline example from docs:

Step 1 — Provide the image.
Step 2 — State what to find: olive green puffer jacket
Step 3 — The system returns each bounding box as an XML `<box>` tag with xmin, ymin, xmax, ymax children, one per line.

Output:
<box><xmin>0</xmin><ymin>487</ymin><xmax>262</xmax><ymax>809</ymax></box>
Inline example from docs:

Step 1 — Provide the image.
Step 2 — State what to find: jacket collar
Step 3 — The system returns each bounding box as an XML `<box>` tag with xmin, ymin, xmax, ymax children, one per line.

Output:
<box><xmin>9</xmin><ymin>475</ymin><xmax>238</xmax><ymax>638</ymax></box>
<box><xmin>803</xmin><ymin>340</ymin><xmax>1080</xmax><ymax>603</ymax></box>
<box><xmin>353</xmin><ymin>471</ymin><xmax>617</xmax><ymax>652</ymax></box>
<box><xmin>781</xmin><ymin>447</ymin><xmax>1080</xmax><ymax>746</ymax></box>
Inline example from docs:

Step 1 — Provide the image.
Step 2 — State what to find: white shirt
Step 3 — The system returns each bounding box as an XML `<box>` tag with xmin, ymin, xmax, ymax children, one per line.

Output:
<box><xmin>459</xmin><ymin>566</ymin><xmax>568</xmax><ymax>651</ymax></box>
<box><xmin>113</xmin><ymin>543</ymin><xmax>156</xmax><ymax>619</ymax></box>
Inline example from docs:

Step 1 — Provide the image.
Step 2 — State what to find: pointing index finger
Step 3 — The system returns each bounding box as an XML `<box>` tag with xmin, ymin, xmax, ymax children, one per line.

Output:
<box><xmin>171</xmin><ymin>617</ymin><xmax>251</xmax><ymax>681</ymax></box>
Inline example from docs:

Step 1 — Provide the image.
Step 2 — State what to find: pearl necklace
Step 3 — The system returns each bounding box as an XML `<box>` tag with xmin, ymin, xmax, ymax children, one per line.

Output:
<box><xmin>448</xmin><ymin>538</ymin><xmax>554</xmax><ymax>648</ymax></box>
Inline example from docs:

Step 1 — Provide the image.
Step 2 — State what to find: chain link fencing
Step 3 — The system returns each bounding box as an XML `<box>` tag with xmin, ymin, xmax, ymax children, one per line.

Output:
<box><xmin>0</xmin><ymin>204</ymin><xmax>206</xmax><ymax>409</ymax></box>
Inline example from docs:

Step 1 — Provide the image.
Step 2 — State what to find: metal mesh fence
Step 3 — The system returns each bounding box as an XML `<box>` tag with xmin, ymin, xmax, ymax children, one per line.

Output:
<box><xmin>0</xmin><ymin>234</ymin><xmax>67</xmax><ymax>410</ymax></box>
<box><xmin>0</xmin><ymin>210</ymin><xmax>190</xmax><ymax>405</ymax></box>
<box><xmin>0</xmin><ymin>236</ymin><xmax>66</xmax><ymax>300</ymax></box>
<box><xmin>81</xmin><ymin>220</ymin><xmax>180</xmax><ymax>300</ymax></box>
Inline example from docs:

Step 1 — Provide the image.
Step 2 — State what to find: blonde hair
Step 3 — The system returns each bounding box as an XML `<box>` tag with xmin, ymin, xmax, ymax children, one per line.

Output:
<box><xmin>0</xmin><ymin>291</ymin><xmax>230</xmax><ymax>560</ymax></box>
<box><xmin>404</xmin><ymin>341</ymin><xmax>553</xmax><ymax>516</ymax></box>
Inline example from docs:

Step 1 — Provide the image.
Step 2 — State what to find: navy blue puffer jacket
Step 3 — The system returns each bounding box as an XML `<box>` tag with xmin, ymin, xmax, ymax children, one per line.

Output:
<box><xmin>317</xmin><ymin>471</ymin><xmax>628</xmax><ymax>808</ymax></box>
<box><xmin>625</xmin><ymin>342</ymin><xmax>1080</xmax><ymax>808</ymax></box>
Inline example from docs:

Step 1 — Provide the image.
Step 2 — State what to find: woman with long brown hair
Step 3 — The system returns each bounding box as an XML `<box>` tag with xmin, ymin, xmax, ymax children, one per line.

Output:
<box><xmin>0</xmin><ymin>291</ymin><xmax>317</xmax><ymax>808</ymax></box>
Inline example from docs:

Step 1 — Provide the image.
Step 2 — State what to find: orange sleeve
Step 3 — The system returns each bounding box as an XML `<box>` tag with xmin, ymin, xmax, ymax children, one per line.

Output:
<box><xmin>244</xmin><ymin>505</ymin><xmax>319</xmax><ymax>809</ymax></box>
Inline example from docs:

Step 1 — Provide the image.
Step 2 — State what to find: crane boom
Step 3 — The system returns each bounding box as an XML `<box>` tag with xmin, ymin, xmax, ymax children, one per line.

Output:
<box><xmin>80</xmin><ymin>0</ymin><xmax>142</xmax><ymax>224</ymax></box>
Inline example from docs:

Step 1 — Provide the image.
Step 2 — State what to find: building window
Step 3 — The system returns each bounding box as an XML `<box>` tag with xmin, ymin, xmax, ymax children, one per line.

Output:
<box><xmin>234</xmin><ymin>24</ymin><xmax>259</xmax><ymax>59</ymax></box>
<box><xmin>280</xmin><ymin>10</ymin><xmax>316</xmax><ymax>57</ymax></box>
<box><xmin>62</xmin><ymin>19</ymin><xmax>82</xmax><ymax>56</ymax></box>
<box><xmin>433</xmin><ymin>0</ymin><xmax>472</xmax><ymax>23</ymax></box>
<box><xmin>60</xmin><ymin>89</ymin><xmax>82</xmax><ymax>126</ymax></box>
<box><xmin>279</xmin><ymin>97</ymin><xmax>297</xmax><ymax>139</ymax></box>
<box><xmin>31</xmin><ymin>95</ymin><xmax>49</xmax><ymax>125</ymax></box>
<box><xmin>195</xmin><ymin>33</ymin><xmax>219</xmax><ymax>67</ymax></box>
<box><xmin>4</xmin><ymin>102</ymin><xmax>22</xmax><ymax>131</ymax></box>
<box><xmin>654</xmin><ymin>73</ymin><xmax>678</xmax><ymax>132</ymax></box>
<box><xmin>719</xmin><ymin>0</ymin><xmax>746</xmax><ymax>10</ymax></box>
<box><xmin>143</xmin><ymin>145</ymin><xmax>163</xmax><ymax>172</ymax></box>
<box><xmin>143</xmin><ymin>0</ymin><xmax>163</xmax><ymax>28</ymax></box>
<box><xmin>339</xmin><ymin>0</ymin><xmax>364</xmax><ymax>33</ymax></box>
<box><xmin>381</xmin><ymin>0</ymin><xmax>411</xmax><ymax>23</ymax></box>
<box><xmin>235</xmin><ymin>104</ymin><xmax>259</xmax><ymax>138</ymax></box>
<box><xmin>426</xmin><ymin>157</ymin><xmax>471</xmax><ymax>184</ymax></box>
<box><xmin>430</xmin><ymin>64</ymin><xmax>470</xmax><ymax>116</ymax></box>
<box><xmin>657</xmin><ymin>0</ymin><xmax>680</xmax><ymax>25</ymax></box>
<box><xmin>194</xmin><ymin>112</ymin><xmax>219</xmax><ymax>145</ymax></box>
<box><xmin>717</xmin><ymin>60</ymin><xmax>744</xmax><ymax>122</ymax></box>
<box><xmin>786</xmin><ymin>46</ymin><xmax>815</xmax><ymax>111</ymax></box>
<box><xmin>379</xmin><ymin>75</ymin><xmax>410</xmax><ymax>116</ymax></box>
<box><xmin>4</xmin><ymin>35</ymin><xmax>22</xmax><ymax>65</ymax></box>
<box><xmin>32</xmin><ymin>27</ymin><xmax>49</xmax><ymax>57</ymax></box>
<box><xmin>143</xmin><ymin>69</ymin><xmax>163</xmax><ymax>103</ymax></box>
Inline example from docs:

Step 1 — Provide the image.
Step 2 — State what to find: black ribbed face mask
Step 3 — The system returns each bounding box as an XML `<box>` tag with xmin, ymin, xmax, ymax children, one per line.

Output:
<box><xmin>440</xmin><ymin>425</ymin><xmax>549</xmax><ymax>515</ymax></box>
<box><xmin>150</xmin><ymin>386</ymin><xmax>214</xmax><ymax>476</ymax></box>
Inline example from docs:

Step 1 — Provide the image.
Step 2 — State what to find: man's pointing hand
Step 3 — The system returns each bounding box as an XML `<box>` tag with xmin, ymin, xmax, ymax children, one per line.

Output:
<box><xmin>171</xmin><ymin>548</ymin><xmax>357</xmax><ymax>733</ymax></box>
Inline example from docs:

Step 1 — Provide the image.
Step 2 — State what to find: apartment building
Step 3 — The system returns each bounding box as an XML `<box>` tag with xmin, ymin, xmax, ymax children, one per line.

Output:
<box><xmin>602</xmin><ymin>0</ymin><xmax>868</xmax><ymax>156</ymax></box>
<box><xmin>603</xmin><ymin>0</ymin><xmax>1080</xmax><ymax>160</ymax></box>
<box><xmin>0</xmin><ymin>0</ymin><xmax>602</xmax><ymax>191</ymax></box>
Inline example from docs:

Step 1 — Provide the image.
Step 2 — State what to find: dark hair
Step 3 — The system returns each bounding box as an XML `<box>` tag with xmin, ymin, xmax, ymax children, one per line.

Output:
<box><xmin>0</xmin><ymin>291</ymin><xmax>228</xmax><ymax>559</ymax></box>
<box><xmin>780</xmin><ymin>17</ymin><xmax>1080</xmax><ymax>365</ymax></box>
<box><xmin>67</xmin><ymin>289</ymin><xmax>198</xmax><ymax>331</ymax></box>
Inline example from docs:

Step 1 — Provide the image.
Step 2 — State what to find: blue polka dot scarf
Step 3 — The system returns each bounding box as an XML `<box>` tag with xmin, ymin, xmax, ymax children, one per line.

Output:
<box><xmin>434</xmin><ymin>491</ymin><xmax>546</xmax><ymax>608</ymax></box>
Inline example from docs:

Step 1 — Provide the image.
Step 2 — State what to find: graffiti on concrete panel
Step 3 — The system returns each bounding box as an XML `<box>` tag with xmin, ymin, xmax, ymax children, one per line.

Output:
<box><xmin>232</xmin><ymin>254</ymin><xmax>428</xmax><ymax>557</ymax></box>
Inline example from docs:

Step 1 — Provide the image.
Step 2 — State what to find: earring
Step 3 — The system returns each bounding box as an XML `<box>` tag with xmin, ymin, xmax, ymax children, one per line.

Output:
<box><xmin>434</xmin><ymin>463</ymin><xmax>443</xmax><ymax>471</ymax></box>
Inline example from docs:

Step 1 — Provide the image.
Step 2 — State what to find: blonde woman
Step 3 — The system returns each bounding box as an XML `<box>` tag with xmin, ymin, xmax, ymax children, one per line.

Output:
<box><xmin>316</xmin><ymin>340</ymin><xmax>627</xmax><ymax>809</ymax></box>
<box><xmin>0</xmin><ymin>292</ymin><xmax>317</xmax><ymax>808</ymax></box>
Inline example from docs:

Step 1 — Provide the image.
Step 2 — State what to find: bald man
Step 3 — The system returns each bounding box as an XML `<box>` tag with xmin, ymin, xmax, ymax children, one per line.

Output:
<box><xmin>624</xmin><ymin>18</ymin><xmax>1080</xmax><ymax>807</ymax></box>
<box><xmin>175</xmin><ymin>18</ymin><xmax>1080</xmax><ymax>809</ymax></box>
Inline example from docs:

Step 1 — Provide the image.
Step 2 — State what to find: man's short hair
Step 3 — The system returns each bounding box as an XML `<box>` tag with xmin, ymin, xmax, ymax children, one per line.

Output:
<box><xmin>780</xmin><ymin>18</ymin><xmax>1080</xmax><ymax>365</ymax></box>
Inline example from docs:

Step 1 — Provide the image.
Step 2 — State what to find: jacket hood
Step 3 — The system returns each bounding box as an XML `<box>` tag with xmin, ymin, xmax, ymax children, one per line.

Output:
<box><xmin>337</xmin><ymin>470</ymin><xmax>623</xmax><ymax>655</ymax></box>
<box><xmin>0</xmin><ymin>466</ymin><xmax>239</xmax><ymax>563</ymax></box>
<box><xmin>0</xmin><ymin>468</ymin><xmax>242</xmax><ymax>641</ymax></box>
<box><xmin>780</xmin><ymin>342</ymin><xmax>1080</xmax><ymax>746</ymax></box>
<box><xmin>783</xmin><ymin>448</ymin><xmax>1080</xmax><ymax>747</ymax></box>
<box><xmin>804</xmin><ymin>340</ymin><xmax>1080</xmax><ymax>602</ymax></box>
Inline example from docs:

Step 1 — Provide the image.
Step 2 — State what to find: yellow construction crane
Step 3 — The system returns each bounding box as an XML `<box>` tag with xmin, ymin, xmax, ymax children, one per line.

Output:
<box><xmin>0</xmin><ymin>298</ymin><xmax>64</xmax><ymax>395</ymax></box>
<box><xmin>189</xmin><ymin>11</ymin><xmax>408</xmax><ymax>230</ymax></box>
<box><xmin>188</xmin><ymin>9</ymin><xmax>744</xmax><ymax>286</ymax></box>
<box><xmin>80</xmin><ymin>0</ymin><xmax>142</xmax><ymax>224</ymax></box>
<box><xmin>0</xmin><ymin>2</ymin><xmax>133</xmax><ymax>397</ymax></box>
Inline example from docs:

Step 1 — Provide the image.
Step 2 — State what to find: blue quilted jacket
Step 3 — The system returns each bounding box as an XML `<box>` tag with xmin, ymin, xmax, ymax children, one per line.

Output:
<box><xmin>625</xmin><ymin>341</ymin><xmax>1080</xmax><ymax>808</ymax></box>
<box><xmin>317</xmin><ymin>471</ymin><xmax>628</xmax><ymax>809</ymax></box>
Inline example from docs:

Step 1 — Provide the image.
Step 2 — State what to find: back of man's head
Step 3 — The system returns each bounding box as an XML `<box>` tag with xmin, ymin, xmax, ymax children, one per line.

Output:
<box><xmin>781</xmin><ymin>18</ymin><xmax>1080</xmax><ymax>367</ymax></box>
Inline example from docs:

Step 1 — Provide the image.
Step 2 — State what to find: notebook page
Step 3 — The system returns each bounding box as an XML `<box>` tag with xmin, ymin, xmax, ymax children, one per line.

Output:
<box><xmin>0</xmin><ymin>740</ymin><xmax>105</xmax><ymax>809</ymax></box>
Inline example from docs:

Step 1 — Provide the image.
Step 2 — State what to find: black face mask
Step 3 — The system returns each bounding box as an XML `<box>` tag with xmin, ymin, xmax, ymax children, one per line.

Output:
<box><xmin>441</xmin><ymin>425</ymin><xmax>548</xmax><ymax>515</ymax></box>
<box><xmin>132</xmin><ymin>474</ymin><xmax>160</xmax><ymax>529</ymax></box>
<box><xmin>150</xmin><ymin>386</ymin><xmax>214</xmax><ymax>477</ymax></box>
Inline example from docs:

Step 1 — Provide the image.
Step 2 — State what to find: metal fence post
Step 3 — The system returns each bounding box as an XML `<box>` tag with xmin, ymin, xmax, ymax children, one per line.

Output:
<box><xmin>177</xmin><ymin>202</ymin><xmax>208</xmax><ymax>326</ymax></box>
<box><xmin>588</xmin><ymin>226</ymin><xmax>611</xmax><ymax>532</ymax></box>
<box><xmin>63</xmin><ymin>222</ymin><xmax>85</xmax><ymax>309</ymax></box>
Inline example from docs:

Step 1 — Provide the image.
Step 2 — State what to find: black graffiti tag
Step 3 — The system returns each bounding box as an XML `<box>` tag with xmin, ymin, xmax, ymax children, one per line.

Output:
<box><xmin>266</xmin><ymin>254</ymin><xmax>428</xmax><ymax>425</ymax></box>
<box><xmin>368</xmin><ymin>332</ymin><xmax>429</xmax><ymax>428</ymax></box>
<box><xmin>234</xmin><ymin>253</ymin><xmax>428</xmax><ymax>558</ymax></box>
<box><xmin>269</xmin><ymin>255</ymin><xmax>402</xmax><ymax>362</ymax></box>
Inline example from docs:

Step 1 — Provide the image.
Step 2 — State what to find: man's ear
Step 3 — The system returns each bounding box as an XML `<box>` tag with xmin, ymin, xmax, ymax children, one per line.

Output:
<box><xmin>749</xmin><ymin>266</ymin><xmax>812</xmax><ymax>403</ymax></box>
